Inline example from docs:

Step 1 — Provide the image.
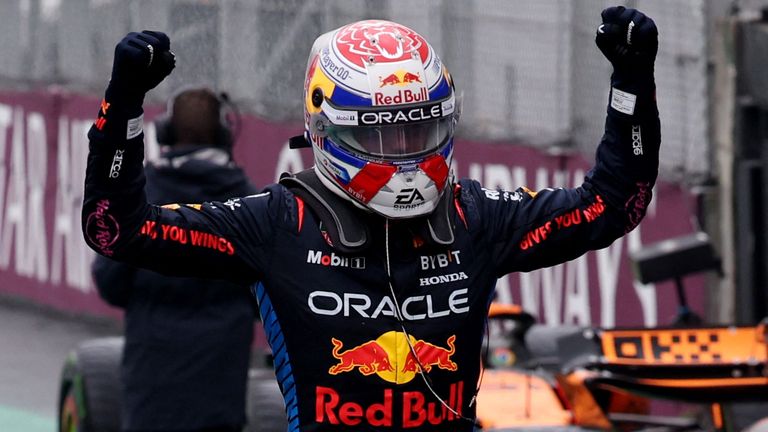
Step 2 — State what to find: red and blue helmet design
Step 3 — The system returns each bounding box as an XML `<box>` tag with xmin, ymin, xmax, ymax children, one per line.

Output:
<box><xmin>303</xmin><ymin>20</ymin><xmax>458</xmax><ymax>219</ymax></box>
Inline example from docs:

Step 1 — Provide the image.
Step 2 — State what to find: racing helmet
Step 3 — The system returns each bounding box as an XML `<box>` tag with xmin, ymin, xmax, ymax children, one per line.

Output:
<box><xmin>302</xmin><ymin>20</ymin><xmax>458</xmax><ymax>219</ymax></box>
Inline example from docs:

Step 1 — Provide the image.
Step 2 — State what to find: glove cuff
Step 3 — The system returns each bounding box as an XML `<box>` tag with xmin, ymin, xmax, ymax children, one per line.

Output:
<box><xmin>91</xmin><ymin>85</ymin><xmax>146</xmax><ymax>144</ymax></box>
<box><xmin>608</xmin><ymin>70</ymin><xmax>657</xmax><ymax>119</ymax></box>
<box><xmin>105</xmin><ymin>82</ymin><xmax>146</xmax><ymax>115</ymax></box>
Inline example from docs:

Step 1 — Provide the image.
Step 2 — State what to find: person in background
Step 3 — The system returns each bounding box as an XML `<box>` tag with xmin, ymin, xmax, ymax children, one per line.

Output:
<box><xmin>92</xmin><ymin>86</ymin><xmax>259</xmax><ymax>432</ymax></box>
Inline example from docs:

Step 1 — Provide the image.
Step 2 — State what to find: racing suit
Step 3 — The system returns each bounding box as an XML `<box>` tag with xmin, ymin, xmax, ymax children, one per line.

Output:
<box><xmin>83</xmin><ymin>81</ymin><xmax>659</xmax><ymax>431</ymax></box>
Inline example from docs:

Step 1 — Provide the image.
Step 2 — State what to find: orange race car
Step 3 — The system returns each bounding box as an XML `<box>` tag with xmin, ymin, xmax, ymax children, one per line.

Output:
<box><xmin>475</xmin><ymin>303</ymin><xmax>768</xmax><ymax>432</ymax></box>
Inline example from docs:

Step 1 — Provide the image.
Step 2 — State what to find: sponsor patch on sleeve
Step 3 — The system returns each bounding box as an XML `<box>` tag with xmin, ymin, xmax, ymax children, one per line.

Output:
<box><xmin>126</xmin><ymin>114</ymin><xmax>144</xmax><ymax>140</ymax></box>
<box><xmin>610</xmin><ymin>88</ymin><xmax>637</xmax><ymax>115</ymax></box>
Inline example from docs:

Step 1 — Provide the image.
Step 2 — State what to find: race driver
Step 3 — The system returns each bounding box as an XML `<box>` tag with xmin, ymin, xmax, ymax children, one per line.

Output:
<box><xmin>83</xmin><ymin>7</ymin><xmax>659</xmax><ymax>432</ymax></box>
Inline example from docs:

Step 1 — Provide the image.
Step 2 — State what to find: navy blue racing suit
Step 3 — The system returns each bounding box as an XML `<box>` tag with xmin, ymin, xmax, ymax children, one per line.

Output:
<box><xmin>83</xmin><ymin>79</ymin><xmax>659</xmax><ymax>431</ymax></box>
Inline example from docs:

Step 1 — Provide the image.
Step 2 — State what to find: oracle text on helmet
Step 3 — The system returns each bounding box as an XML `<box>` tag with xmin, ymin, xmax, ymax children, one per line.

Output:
<box><xmin>360</xmin><ymin>104</ymin><xmax>442</xmax><ymax>126</ymax></box>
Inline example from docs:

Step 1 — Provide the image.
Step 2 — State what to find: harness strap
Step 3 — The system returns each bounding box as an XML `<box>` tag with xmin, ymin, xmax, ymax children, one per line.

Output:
<box><xmin>279</xmin><ymin>169</ymin><xmax>457</xmax><ymax>253</ymax></box>
<box><xmin>280</xmin><ymin>170</ymin><xmax>369</xmax><ymax>253</ymax></box>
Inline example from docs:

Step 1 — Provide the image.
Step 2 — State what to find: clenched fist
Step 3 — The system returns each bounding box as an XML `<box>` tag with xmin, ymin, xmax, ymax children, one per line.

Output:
<box><xmin>107</xmin><ymin>31</ymin><xmax>176</xmax><ymax>106</ymax></box>
<box><xmin>596</xmin><ymin>6</ymin><xmax>658</xmax><ymax>74</ymax></box>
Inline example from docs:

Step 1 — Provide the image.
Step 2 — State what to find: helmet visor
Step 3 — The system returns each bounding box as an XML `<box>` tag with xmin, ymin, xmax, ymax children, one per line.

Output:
<box><xmin>328</xmin><ymin>116</ymin><xmax>453</xmax><ymax>159</ymax></box>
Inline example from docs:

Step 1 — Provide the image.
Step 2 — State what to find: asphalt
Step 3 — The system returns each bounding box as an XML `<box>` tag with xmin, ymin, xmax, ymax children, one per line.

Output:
<box><xmin>0</xmin><ymin>296</ymin><xmax>121</xmax><ymax>431</ymax></box>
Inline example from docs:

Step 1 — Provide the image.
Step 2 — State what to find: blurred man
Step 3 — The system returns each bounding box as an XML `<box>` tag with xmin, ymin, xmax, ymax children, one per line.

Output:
<box><xmin>92</xmin><ymin>87</ymin><xmax>258</xmax><ymax>432</ymax></box>
<box><xmin>83</xmin><ymin>8</ymin><xmax>659</xmax><ymax>431</ymax></box>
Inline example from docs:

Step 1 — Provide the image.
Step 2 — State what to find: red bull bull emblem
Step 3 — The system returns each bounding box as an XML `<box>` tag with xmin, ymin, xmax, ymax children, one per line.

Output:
<box><xmin>329</xmin><ymin>338</ymin><xmax>394</xmax><ymax>376</ymax></box>
<box><xmin>329</xmin><ymin>331</ymin><xmax>457</xmax><ymax>384</ymax></box>
<box><xmin>378</xmin><ymin>70</ymin><xmax>423</xmax><ymax>87</ymax></box>
<box><xmin>402</xmin><ymin>335</ymin><xmax>457</xmax><ymax>373</ymax></box>
<box><xmin>379</xmin><ymin>73</ymin><xmax>401</xmax><ymax>87</ymax></box>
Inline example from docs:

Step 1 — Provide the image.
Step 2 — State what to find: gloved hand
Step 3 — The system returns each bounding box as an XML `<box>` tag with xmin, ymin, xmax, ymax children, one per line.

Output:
<box><xmin>595</xmin><ymin>6</ymin><xmax>657</xmax><ymax>75</ymax></box>
<box><xmin>105</xmin><ymin>31</ymin><xmax>176</xmax><ymax>107</ymax></box>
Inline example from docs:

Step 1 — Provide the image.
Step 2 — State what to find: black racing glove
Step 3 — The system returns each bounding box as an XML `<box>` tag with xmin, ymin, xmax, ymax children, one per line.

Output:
<box><xmin>595</xmin><ymin>6</ymin><xmax>658</xmax><ymax>117</ymax></box>
<box><xmin>105</xmin><ymin>30</ymin><xmax>176</xmax><ymax>109</ymax></box>
<box><xmin>596</xmin><ymin>6</ymin><xmax>657</xmax><ymax>75</ymax></box>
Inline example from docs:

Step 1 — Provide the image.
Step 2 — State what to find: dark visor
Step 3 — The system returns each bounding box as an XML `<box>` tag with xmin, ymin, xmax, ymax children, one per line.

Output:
<box><xmin>327</xmin><ymin>117</ymin><xmax>453</xmax><ymax>159</ymax></box>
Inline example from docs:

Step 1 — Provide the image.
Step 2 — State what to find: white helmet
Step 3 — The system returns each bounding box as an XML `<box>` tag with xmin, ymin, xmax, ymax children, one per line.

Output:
<box><xmin>301</xmin><ymin>20</ymin><xmax>458</xmax><ymax>219</ymax></box>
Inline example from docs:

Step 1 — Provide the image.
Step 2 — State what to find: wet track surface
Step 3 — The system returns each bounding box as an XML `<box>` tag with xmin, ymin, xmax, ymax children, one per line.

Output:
<box><xmin>0</xmin><ymin>297</ymin><xmax>121</xmax><ymax>431</ymax></box>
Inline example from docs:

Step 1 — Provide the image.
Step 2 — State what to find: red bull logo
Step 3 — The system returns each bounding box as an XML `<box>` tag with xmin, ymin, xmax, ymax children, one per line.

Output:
<box><xmin>378</xmin><ymin>70</ymin><xmax>423</xmax><ymax>87</ymax></box>
<box><xmin>373</xmin><ymin>88</ymin><xmax>429</xmax><ymax>106</ymax></box>
<box><xmin>329</xmin><ymin>338</ymin><xmax>394</xmax><ymax>375</ymax></box>
<box><xmin>328</xmin><ymin>331</ymin><xmax>457</xmax><ymax>384</ymax></box>
<box><xmin>402</xmin><ymin>335</ymin><xmax>457</xmax><ymax>373</ymax></box>
<box><xmin>373</xmin><ymin>68</ymin><xmax>429</xmax><ymax>106</ymax></box>
<box><xmin>315</xmin><ymin>381</ymin><xmax>466</xmax><ymax>428</ymax></box>
<box><xmin>402</xmin><ymin>72</ymin><xmax>422</xmax><ymax>84</ymax></box>
<box><xmin>379</xmin><ymin>73</ymin><xmax>401</xmax><ymax>87</ymax></box>
<box><xmin>322</xmin><ymin>331</ymin><xmax>463</xmax><ymax>428</ymax></box>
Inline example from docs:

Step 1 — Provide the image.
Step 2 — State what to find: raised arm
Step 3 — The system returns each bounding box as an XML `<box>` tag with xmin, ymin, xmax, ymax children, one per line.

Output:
<box><xmin>82</xmin><ymin>31</ymin><xmax>270</xmax><ymax>283</ymax></box>
<box><xmin>591</xmin><ymin>6</ymin><xmax>659</xmax><ymax>219</ymax></box>
<box><xmin>474</xmin><ymin>7</ymin><xmax>660</xmax><ymax>275</ymax></box>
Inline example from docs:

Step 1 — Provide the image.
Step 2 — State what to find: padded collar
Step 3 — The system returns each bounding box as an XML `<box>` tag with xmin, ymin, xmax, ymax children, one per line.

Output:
<box><xmin>279</xmin><ymin>169</ymin><xmax>455</xmax><ymax>253</ymax></box>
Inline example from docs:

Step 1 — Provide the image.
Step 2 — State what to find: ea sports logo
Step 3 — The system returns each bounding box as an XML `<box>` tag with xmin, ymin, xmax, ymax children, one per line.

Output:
<box><xmin>394</xmin><ymin>188</ymin><xmax>425</xmax><ymax>205</ymax></box>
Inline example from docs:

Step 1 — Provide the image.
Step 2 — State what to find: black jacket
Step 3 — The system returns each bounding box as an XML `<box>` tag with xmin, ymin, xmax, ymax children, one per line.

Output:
<box><xmin>92</xmin><ymin>145</ymin><xmax>258</xmax><ymax>431</ymax></box>
<box><xmin>84</xmin><ymin>75</ymin><xmax>659</xmax><ymax>431</ymax></box>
